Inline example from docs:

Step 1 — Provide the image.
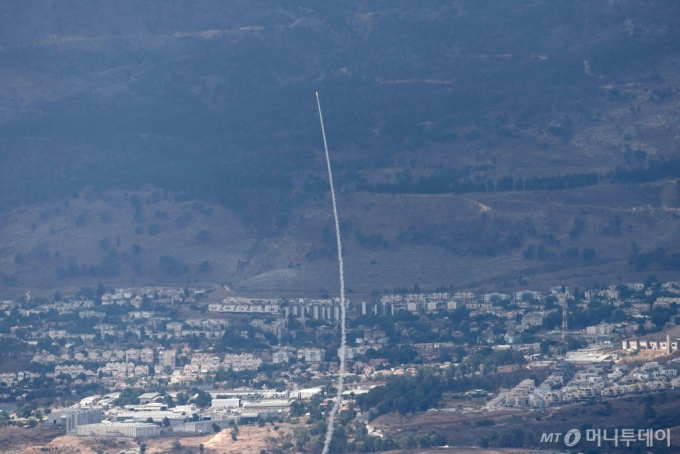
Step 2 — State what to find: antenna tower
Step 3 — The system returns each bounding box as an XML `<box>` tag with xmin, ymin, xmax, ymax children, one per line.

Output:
<box><xmin>562</xmin><ymin>303</ymin><xmax>568</xmax><ymax>341</ymax></box>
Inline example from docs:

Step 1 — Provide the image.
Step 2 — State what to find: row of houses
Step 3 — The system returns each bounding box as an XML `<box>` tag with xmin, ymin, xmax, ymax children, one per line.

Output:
<box><xmin>622</xmin><ymin>335</ymin><xmax>678</xmax><ymax>354</ymax></box>
<box><xmin>500</xmin><ymin>357</ymin><xmax>680</xmax><ymax>409</ymax></box>
<box><xmin>208</xmin><ymin>303</ymin><xmax>281</xmax><ymax>314</ymax></box>
<box><xmin>33</xmin><ymin>348</ymin><xmax>176</xmax><ymax>368</ymax></box>
<box><xmin>0</xmin><ymin>371</ymin><xmax>39</xmax><ymax>385</ymax></box>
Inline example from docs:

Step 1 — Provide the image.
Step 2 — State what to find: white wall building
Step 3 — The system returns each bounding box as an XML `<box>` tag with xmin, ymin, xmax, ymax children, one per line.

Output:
<box><xmin>159</xmin><ymin>349</ymin><xmax>176</xmax><ymax>369</ymax></box>
<box><xmin>76</xmin><ymin>422</ymin><xmax>160</xmax><ymax>438</ymax></box>
<box><xmin>48</xmin><ymin>408</ymin><xmax>102</xmax><ymax>434</ymax></box>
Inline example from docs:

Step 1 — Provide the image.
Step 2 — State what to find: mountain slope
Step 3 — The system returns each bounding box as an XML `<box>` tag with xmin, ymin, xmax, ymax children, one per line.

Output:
<box><xmin>1</xmin><ymin>1</ymin><xmax>680</xmax><ymax>294</ymax></box>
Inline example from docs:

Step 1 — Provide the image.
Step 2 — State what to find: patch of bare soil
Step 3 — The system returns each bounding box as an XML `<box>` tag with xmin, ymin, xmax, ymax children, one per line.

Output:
<box><xmin>5</xmin><ymin>424</ymin><xmax>298</xmax><ymax>454</ymax></box>
<box><xmin>143</xmin><ymin>423</ymin><xmax>293</xmax><ymax>454</ymax></box>
<box><xmin>13</xmin><ymin>434</ymin><xmax>139</xmax><ymax>454</ymax></box>
<box><xmin>18</xmin><ymin>435</ymin><xmax>99</xmax><ymax>454</ymax></box>
<box><xmin>0</xmin><ymin>426</ymin><xmax>62</xmax><ymax>454</ymax></box>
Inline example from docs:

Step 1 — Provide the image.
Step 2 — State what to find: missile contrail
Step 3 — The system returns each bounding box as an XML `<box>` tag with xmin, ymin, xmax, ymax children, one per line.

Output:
<box><xmin>316</xmin><ymin>91</ymin><xmax>347</xmax><ymax>454</ymax></box>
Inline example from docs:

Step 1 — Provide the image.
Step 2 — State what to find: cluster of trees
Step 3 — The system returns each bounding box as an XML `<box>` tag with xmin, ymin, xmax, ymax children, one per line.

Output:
<box><xmin>56</xmin><ymin>249</ymin><xmax>122</xmax><ymax>279</ymax></box>
<box><xmin>114</xmin><ymin>388</ymin><xmax>144</xmax><ymax>407</ymax></box>
<box><xmin>395</xmin><ymin>157</ymin><xmax>680</xmax><ymax>200</ymax></box>
<box><xmin>217</xmin><ymin>322</ymin><xmax>276</xmax><ymax>352</ymax></box>
<box><xmin>362</xmin><ymin>346</ymin><xmax>419</xmax><ymax>366</ymax></box>
<box><xmin>612</xmin><ymin>158</ymin><xmax>680</xmax><ymax>185</ymax></box>
<box><xmin>290</xmin><ymin>395</ymin><xmax>325</xmax><ymax>422</ymax></box>
<box><xmin>522</xmin><ymin>243</ymin><xmax>596</xmax><ymax>262</ymax></box>
<box><xmin>356</xmin><ymin>372</ymin><xmax>443</xmax><ymax>415</ymax></box>
<box><xmin>159</xmin><ymin>255</ymin><xmax>189</xmax><ymax>275</ymax></box>
<box><xmin>192</xmin><ymin>390</ymin><xmax>212</xmax><ymax>408</ymax></box>
<box><xmin>517</xmin><ymin>173</ymin><xmax>599</xmax><ymax>191</ymax></box>
<box><xmin>357</xmin><ymin>359</ymin><xmax>536</xmax><ymax>417</ymax></box>
<box><xmin>56</xmin><ymin>251</ymin><xmax>209</xmax><ymax>280</ymax></box>
<box><xmin>360</xmin><ymin>170</ymin><xmax>601</xmax><ymax>196</ymax></box>
<box><xmin>354</xmin><ymin>230</ymin><xmax>387</xmax><ymax>249</ymax></box>
<box><xmin>214</xmin><ymin>369</ymin><xmax>258</xmax><ymax>389</ymax></box>
<box><xmin>631</xmin><ymin>246</ymin><xmax>680</xmax><ymax>271</ymax></box>
<box><xmin>290</xmin><ymin>407</ymin><xmax>446</xmax><ymax>453</ymax></box>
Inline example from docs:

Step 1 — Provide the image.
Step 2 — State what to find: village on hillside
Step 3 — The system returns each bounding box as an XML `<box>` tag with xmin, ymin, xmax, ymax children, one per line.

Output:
<box><xmin>1</xmin><ymin>277</ymin><xmax>680</xmax><ymax>451</ymax></box>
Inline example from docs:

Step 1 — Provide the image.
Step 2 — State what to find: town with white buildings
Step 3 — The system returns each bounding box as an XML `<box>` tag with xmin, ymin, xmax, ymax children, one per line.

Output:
<box><xmin>2</xmin><ymin>278</ymin><xmax>680</xmax><ymax>447</ymax></box>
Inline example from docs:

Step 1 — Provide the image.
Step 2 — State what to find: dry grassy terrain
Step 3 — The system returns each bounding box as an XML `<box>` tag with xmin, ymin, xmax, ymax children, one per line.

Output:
<box><xmin>1</xmin><ymin>178</ymin><xmax>680</xmax><ymax>299</ymax></box>
<box><xmin>0</xmin><ymin>426</ymin><xmax>64</xmax><ymax>454</ymax></box>
<box><xmin>7</xmin><ymin>424</ymin><xmax>294</xmax><ymax>454</ymax></box>
<box><xmin>373</xmin><ymin>391</ymin><xmax>680</xmax><ymax>450</ymax></box>
<box><xmin>0</xmin><ymin>1</ymin><xmax>680</xmax><ymax>297</ymax></box>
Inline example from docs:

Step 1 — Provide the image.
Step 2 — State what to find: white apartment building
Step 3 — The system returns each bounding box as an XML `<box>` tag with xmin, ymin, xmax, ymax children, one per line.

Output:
<box><xmin>190</xmin><ymin>354</ymin><xmax>221</xmax><ymax>373</ymax></box>
<box><xmin>585</xmin><ymin>323</ymin><xmax>614</xmax><ymax>335</ymax></box>
<box><xmin>166</xmin><ymin>322</ymin><xmax>183</xmax><ymax>336</ymax></box>
<box><xmin>140</xmin><ymin>348</ymin><xmax>155</xmax><ymax>363</ymax></box>
<box><xmin>298</xmin><ymin>348</ymin><xmax>325</xmax><ymax>362</ymax></box>
<box><xmin>223</xmin><ymin>353</ymin><xmax>262</xmax><ymax>371</ymax></box>
<box><xmin>125</xmin><ymin>349</ymin><xmax>140</xmax><ymax>362</ymax></box>
<box><xmin>272</xmin><ymin>351</ymin><xmax>290</xmax><ymax>364</ymax></box>
<box><xmin>159</xmin><ymin>349</ymin><xmax>176</xmax><ymax>369</ymax></box>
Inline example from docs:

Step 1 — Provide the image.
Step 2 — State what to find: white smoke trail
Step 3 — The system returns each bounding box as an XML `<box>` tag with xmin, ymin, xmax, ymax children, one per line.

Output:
<box><xmin>316</xmin><ymin>92</ymin><xmax>347</xmax><ymax>454</ymax></box>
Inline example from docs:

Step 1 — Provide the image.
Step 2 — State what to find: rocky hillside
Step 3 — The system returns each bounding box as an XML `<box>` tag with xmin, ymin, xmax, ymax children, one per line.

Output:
<box><xmin>2</xmin><ymin>180</ymin><xmax>680</xmax><ymax>298</ymax></box>
<box><xmin>1</xmin><ymin>1</ymin><xmax>680</xmax><ymax>296</ymax></box>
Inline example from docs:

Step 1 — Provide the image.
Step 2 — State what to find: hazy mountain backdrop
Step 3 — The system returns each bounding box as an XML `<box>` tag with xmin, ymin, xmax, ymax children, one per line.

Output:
<box><xmin>2</xmin><ymin>0</ymin><xmax>680</xmax><ymax>297</ymax></box>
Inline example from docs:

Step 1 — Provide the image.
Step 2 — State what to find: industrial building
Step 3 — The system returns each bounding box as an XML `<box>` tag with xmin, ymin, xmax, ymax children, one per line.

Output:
<box><xmin>47</xmin><ymin>407</ymin><xmax>102</xmax><ymax>434</ymax></box>
<box><xmin>76</xmin><ymin>422</ymin><xmax>160</xmax><ymax>438</ymax></box>
<box><xmin>211</xmin><ymin>398</ymin><xmax>240</xmax><ymax>408</ymax></box>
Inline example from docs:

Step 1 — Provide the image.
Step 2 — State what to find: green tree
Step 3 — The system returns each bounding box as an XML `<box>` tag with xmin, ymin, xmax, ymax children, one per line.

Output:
<box><xmin>193</xmin><ymin>391</ymin><xmax>212</xmax><ymax>408</ymax></box>
<box><xmin>115</xmin><ymin>388</ymin><xmax>144</xmax><ymax>406</ymax></box>
<box><xmin>176</xmin><ymin>392</ymin><xmax>188</xmax><ymax>405</ymax></box>
<box><xmin>163</xmin><ymin>395</ymin><xmax>175</xmax><ymax>408</ymax></box>
<box><xmin>159</xmin><ymin>255</ymin><xmax>187</xmax><ymax>275</ymax></box>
